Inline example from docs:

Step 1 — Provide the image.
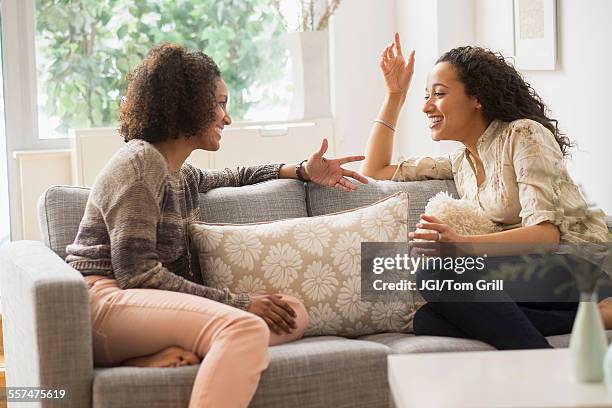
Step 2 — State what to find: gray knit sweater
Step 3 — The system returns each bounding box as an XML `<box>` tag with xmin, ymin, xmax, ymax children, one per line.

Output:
<box><xmin>66</xmin><ymin>139</ymin><xmax>281</xmax><ymax>310</ymax></box>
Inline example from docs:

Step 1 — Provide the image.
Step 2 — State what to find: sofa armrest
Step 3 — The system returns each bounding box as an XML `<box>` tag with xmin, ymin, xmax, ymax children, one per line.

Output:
<box><xmin>0</xmin><ymin>240</ymin><xmax>92</xmax><ymax>408</ymax></box>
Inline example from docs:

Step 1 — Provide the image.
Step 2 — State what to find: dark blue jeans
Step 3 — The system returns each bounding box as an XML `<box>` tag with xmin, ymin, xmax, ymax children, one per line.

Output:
<box><xmin>413</xmin><ymin>253</ymin><xmax>609</xmax><ymax>350</ymax></box>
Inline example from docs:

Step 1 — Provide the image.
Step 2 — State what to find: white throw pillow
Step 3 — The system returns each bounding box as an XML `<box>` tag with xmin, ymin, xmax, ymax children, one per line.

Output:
<box><xmin>416</xmin><ymin>191</ymin><xmax>501</xmax><ymax>237</ymax></box>
<box><xmin>189</xmin><ymin>192</ymin><xmax>414</xmax><ymax>337</ymax></box>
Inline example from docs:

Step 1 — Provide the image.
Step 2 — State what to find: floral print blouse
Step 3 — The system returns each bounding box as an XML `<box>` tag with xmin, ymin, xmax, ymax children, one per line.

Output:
<box><xmin>392</xmin><ymin>119</ymin><xmax>610</xmax><ymax>245</ymax></box>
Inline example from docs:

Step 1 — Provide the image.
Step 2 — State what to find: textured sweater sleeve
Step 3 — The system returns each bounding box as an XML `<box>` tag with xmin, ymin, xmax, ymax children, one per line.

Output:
<box><xmin>186</xmin><ymin>163</ymin><xmax>283</xmax><ymax>193</ymax></box>
<box><xmin>104</xmin><ymin>180</ymin><xmax>251</xmax><ymax>309</ymax></box>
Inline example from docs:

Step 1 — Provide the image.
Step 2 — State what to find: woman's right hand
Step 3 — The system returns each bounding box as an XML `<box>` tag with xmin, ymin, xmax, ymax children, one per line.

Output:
<box><xmin>248</xmin><ymin>294</ymin><xmax>297</xmax><ymax>335</ymax></box>
<box><xmin>380</xmin><ymin>32</ymin><xmax>415</xmax><ymax>96</ymax></box>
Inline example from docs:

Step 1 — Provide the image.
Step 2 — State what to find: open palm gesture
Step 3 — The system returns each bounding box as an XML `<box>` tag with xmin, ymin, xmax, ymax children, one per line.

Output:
<box><xmin>380</xmin><ymin>32</ymin><xmax>415</xmax><ymax>95</ymax></box>
<box><xmin>304</xmin><ymin>139</ymin><xmax>369</xmax><ymax>192</ymax></box>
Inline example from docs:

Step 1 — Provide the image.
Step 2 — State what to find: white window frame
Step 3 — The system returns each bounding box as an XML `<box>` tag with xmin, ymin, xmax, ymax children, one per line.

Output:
<box><xmin>3</xmin><ymin>0</ymin><xmax>73</xmax><ymax>240</ymax></box>
<box><xmin>2</xmin><ymin>0</ymin><xmax>69</xmax><ymax>150</ymax></box>
<box><xmin>1</xmin><ymin>0</ymin><xmax>68</xmax><ymax>145</ymax></box>
<box><xmin>2</xmin><ymin>0</ymin><xmax>66</xmax><ymax>240</ymax></box>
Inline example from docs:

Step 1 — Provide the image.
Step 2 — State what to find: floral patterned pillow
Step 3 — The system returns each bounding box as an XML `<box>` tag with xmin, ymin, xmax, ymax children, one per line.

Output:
<box><xmin>189</xmin><ymin>192</ymin><xmax>414</xmax><ymax>337</ymax></box>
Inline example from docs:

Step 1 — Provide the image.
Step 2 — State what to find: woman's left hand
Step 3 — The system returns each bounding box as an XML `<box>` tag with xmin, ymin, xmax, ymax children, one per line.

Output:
<box><xmin>409</xmin><ymin>214</ymin><xmax>465</xmax><ymax>242</ymax></box>
<box><xmin>304</xmin><ymin>139</ymin><xmax>369</xmax><ymax>192</ymax></box>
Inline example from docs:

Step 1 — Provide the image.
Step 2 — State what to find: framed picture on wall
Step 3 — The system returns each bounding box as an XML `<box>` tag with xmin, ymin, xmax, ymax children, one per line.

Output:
<box><xmin>513</xmin><ymin>0</ymin><xmax>557</xmax><ymax>70</ymax></box>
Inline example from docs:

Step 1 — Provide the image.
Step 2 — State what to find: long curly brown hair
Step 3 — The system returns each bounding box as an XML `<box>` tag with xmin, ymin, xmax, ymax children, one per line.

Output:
<box><xmin>119</xmin><ymin>43</ymin><xmax>220</xmax><ymax>143</ymax></box>
<box><xmin>437</xmin><ymin>46</ymin><xmax>572</xmax><ymax>156</ymax></box>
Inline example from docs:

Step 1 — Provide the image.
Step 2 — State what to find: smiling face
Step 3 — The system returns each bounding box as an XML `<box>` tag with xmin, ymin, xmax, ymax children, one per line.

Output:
<box><xmin>422</xmin><ymin>62</ymin><xmax>485</xmax><ymax>143</ymax></box>
<box><xmin>198</xmin><ymin>78</ymin><xmax>232</xmax><ymax>151</ymax></box>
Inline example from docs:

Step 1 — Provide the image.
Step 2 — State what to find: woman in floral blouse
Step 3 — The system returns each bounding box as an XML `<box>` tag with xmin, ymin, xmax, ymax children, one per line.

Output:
<box><xmin>362</xmin><ymin>33</ymin><xmax>611</xmax><ymax>349</ymax></box>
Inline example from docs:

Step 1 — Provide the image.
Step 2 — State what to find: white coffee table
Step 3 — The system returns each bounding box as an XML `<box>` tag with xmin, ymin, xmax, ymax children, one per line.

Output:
<box><xmin>388</xmin><ymin>349</ymin><xmax>612</xmax><ymax>408</ymax></box>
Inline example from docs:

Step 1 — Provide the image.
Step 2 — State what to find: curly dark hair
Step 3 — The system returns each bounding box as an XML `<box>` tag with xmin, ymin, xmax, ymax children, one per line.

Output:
<box><xmin>437</xmin><ymin>46</ymin><xmax>572</xmax><ymax>156</ymax></box>
<box><xmin>119</xmin><ymin>43</ymin><xmax>221</xmax><ymax>143</ymax></box>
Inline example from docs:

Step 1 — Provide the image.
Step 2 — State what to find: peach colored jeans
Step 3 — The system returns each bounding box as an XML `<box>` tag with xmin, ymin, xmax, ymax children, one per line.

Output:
<box><xmin>85</xmin><ymin>276</ymin><xmax>309</xmax><ymax>408</ymax></box>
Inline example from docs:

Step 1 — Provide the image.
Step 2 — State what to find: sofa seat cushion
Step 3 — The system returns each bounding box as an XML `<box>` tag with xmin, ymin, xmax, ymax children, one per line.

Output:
<box><xmin>93</xmin><ymin>365</ymin><xmax>198</xmax><ymax>408</ymax></box>
<box><xmin>360</xmin><ymin>330</ymin><xmax>612</xmax><ymax>353</ymax></box>
<box><xmin>92</xmin><ymin>336</ymin><xmax>391</xmax><ymax>408</ymax></box>
<box><xmin>251</xmin><ymin>337</ymin><xmax>391</xmax><ymax>408</ymax></box>
<box><xmin>360</xmin><ymin>332</ymin><xmax>495</xmax><ymax>353</ymax></box>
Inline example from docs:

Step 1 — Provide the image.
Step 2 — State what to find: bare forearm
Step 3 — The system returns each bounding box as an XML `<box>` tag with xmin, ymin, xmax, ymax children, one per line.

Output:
<box><xmin>361</xmin><ymin>93</ymin><xmax>405</xmax><ymax>179</ymax></box>
<box><xmin>458</xmin><ymin>223</ymin><xmax>561</xmax><ymax>256</ymax></box>
<box><xmin>465</xmin><ymin>223</ymin><xmax>560</xmax><ymax>244</ymax></box>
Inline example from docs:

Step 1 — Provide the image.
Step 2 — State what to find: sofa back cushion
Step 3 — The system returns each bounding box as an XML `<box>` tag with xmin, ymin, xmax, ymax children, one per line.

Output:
<box><xmin>38</xmin><ymin>179</ymin><xmax>308</xmax><ymax>259</ymax></box>
<box><xmin>197</xmin><ymin>180</ymin><xmax>308</xmax><ymax>224</ymax></box>
<box><xmin>308</xmin><ymin>179</ymin><xmax>458</xmax><ymax>231</ymax></box>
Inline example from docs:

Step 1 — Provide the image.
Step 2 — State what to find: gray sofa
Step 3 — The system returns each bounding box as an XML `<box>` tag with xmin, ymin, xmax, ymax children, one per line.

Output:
<box><xmin>1</xmin><ymin>178</ymin><xmax>610</xmax><ymax>408</ymax></box>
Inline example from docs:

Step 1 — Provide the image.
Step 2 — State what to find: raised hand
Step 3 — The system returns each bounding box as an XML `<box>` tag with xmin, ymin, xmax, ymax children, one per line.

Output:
<box><xmin>380</xmin><ymin>32</ymin><xmax>415</xmax><ymax>96</ymax></box>
<box><xmin>304</xmin><ymin>138</ymin><xmax>369</xmax><ymax>192</ymax></box>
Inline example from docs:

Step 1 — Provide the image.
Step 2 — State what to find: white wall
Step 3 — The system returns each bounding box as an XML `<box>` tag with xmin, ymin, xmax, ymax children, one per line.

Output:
<box><xmin>394</xmin><ymin>0</ymin><xmax>440</xmax><ymax>160</ymax></box>
<box><xmin>475</xmin><ymin>0</ymin><xmax>612</xmax><ymax>214</ymax></box>
<box><xmin>330</xmin><ymin>0</ymin><xmax>396</xmax><ymax>169</ymax></box>
<box><xmin>474</xmin><ymin>0</ymin><xmax>514</xmax><ymax>56</ymax></box>
<box><xmin>436</xmin><ymin>0</ymin><xmax>476</xmax><ymax>55</ymax></box>
<box><xmin>394</xmin><ymin>0</ymin><xmax>476</xmax><ymax>158</ymax></box>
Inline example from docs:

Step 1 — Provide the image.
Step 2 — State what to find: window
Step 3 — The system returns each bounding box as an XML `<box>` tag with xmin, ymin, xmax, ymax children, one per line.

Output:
<box><xmin>0</xmin><ymin>15</ymin><xmax>9</xmax><ymax>245</ymax></box>
<box><xmin>34</xmin><ymin>0</ymin><xmax>292</xmax><ymax>139</ymax></box>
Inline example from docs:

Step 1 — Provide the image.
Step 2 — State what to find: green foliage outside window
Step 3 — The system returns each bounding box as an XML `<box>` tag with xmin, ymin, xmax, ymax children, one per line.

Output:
<box><xmin>35</xmin><ymin>0</ymin><xmax>289</xmax><ymax>133</ymax></box>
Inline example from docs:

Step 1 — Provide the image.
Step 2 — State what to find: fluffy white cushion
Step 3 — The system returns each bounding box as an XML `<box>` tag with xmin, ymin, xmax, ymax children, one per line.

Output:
<box><xmin>189</xmin><ymin>192</ymin><xmax>414</xmax><ymax>337</ymax></box>
<box><xmin>416</xmin><ymin>191</ymin><xmax>501</xmax><ymax>237</ymax></box>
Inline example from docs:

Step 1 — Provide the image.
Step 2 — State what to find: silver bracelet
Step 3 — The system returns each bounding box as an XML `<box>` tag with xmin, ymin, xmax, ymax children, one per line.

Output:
<box><xmin>374</xmin><ymin>118</ymin><xmax>396</xmax><ymax>132</ymax></box>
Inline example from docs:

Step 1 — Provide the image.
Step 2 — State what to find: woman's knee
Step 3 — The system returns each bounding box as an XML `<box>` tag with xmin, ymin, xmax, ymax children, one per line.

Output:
<box><xmin>229</xmin><ymin>313</ymin><xmax>270</xmax><ymax>346</ymax></box>
<box><xmin>281</xmin><ymin>295</ymin><xmax>309</xmax><ymax>337</ymax></box>
<box><xmin>192</xmin><ymin>311</ymin><xmax>270</xmax><ymax>358</ymax></box>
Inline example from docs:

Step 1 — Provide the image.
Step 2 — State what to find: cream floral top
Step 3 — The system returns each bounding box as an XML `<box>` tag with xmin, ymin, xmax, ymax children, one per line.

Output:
<box><xmin>392</xmin><ymin>119</ymin><xmax>610</xmax><ymax>245</ymax></box>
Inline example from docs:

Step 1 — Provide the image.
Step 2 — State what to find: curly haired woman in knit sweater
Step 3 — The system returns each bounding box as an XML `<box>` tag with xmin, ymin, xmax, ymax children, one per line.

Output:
<box><xmin>66</xmin><ymin>43</ymin><xmax>368</xmax><ymax>408</ymax></box>
<box><xmin>362</xmin><ymin>33</ymin><xmax>612</xmax><ymax>350</ymax></box>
